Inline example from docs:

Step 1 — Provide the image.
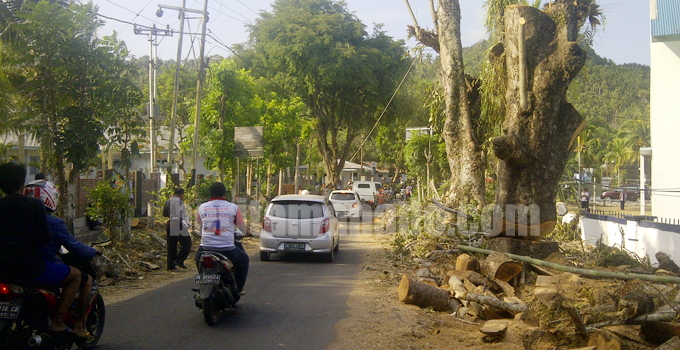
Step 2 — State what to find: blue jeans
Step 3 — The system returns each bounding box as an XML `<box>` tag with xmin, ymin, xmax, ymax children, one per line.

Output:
<box><xmin>195</xmin><ymin>245</ymin><xmax>249</xmax><ymax>291</ymax></box>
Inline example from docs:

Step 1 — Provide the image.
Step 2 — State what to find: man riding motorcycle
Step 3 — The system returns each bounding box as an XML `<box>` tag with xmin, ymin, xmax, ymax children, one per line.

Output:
<box><xmin>23</xmin><ymin>178</ymin><xmax>98</xmax><ymax>339</ymax></box>
<box><xmin>195</xmin><ymin>182</ymin><xmax>250</xmax><ymax>295</ymax></box>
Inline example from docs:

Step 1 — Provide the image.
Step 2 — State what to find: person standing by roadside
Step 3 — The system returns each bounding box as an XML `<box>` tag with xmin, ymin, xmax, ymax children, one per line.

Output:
<box><xmin>164</xmin><ymin>188</ymin><xmax>191</xmax><ymax>270</ymax></box>
<box><xmin>580</xmin><ymin>188</ymin><xmax>590</xmax><ymax>212</ymax></box>
<box><xmin>619</xmin><ymin>190</ymin><xmax>627</xmax><ymax>210</ymax></box>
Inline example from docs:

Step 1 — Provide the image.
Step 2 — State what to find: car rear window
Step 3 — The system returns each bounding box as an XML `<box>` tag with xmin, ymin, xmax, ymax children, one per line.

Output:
<box><xmin>331</xmin><ymin>193</ymin><xmax>355</xmax><ymax>201</ymax></box>
<box><xmin>268</xmin><ymin>201</ymin><xmax>325</xmax><ymax>219</ymax></box>
<box><xmin>357</xmin><ymin>184</ymin><xmax>370</xmax><ymax>189</ymax></box>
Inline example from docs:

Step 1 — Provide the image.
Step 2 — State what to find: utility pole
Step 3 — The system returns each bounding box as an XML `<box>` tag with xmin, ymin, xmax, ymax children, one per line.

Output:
<box><xmin>157</xmin><ymin>1</ymin><xmax>193</xmax><ymax>174</ymax></box>
<box><xmin>190</xmin><ymin>0</ymin><xmax>209</xmax><ymax>186</ymax></box>
<box><xmin>134</xmin><ymin>24</ymin><xmax>172</xmax><ymax>175</ymax></box>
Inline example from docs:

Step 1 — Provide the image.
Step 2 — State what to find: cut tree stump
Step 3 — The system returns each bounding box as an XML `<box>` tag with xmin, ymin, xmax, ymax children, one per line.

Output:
<box><xmin>481</xmin><ymin>252</ymin><xmax>523</xmax><ymax>282</ymax></box>
<box><xmin>398</xmin><ymin>275</ymin><xmax>452</xmax><ymax>312</ymax></box>
<box><xmin>656</xmin><ymin>336</ymin><xmax>680</xmax><ymax>350</ymax></box>
<box><xmin>456</xmin><ymin>253</ymin><xmax>480</xmax><ymax>272</ymax></box>
<box><xmin>480</xmin><ymin>319</ymin><xmax>508</xmax><ymax>341</ymax></box>
<box><xmin>487</xmin><ymin>237</ymin><xmax>560</xmax><ymax>260</ymax></box>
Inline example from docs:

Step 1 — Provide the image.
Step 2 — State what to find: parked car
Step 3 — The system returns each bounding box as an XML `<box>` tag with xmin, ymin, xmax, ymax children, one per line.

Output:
<box><xmin>259</xmin><ymin>194</ymin><xmax>339</xmax><ymax>262</ymax></box>
<box><xmin>352</xmin><ymin>181</ymin><xmax>382</xmax><ymax>209</ymax></box>
<box><xmin>601</xmin><ymin>185</ymin><xmax>640</xmax><ymax>202</ymax></box>
<box><xmin>329</xmin><ymin>190</ymin><xmax>363</xmax><ymax>221</ymax></box>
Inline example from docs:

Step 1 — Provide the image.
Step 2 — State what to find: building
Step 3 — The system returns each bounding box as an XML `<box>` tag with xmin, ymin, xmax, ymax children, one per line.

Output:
<box><xmin>650</xmin><ymin>0</ymin><xmax>680</xmax><ymax>220</ymax></box>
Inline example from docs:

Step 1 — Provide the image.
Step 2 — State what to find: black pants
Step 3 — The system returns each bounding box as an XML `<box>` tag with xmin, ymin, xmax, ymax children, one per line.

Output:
<box><xmin>167</xmin><ymin>234</ymin><xmax>192</xmax><ymax>269</ymax></box>
<box><xmin>581</xmin><ymin>201</ymin><xmax>589</xmax><ymax>211</ymax></box>
<box><xmin>195</xmin><ymin>245</ymin><xmax>249</xmax><ymax>292</ymax></box>
<box><xmin>620</xmin><ymin>200</ymin><xmax>626</xmax><ymax>210</ymax></box>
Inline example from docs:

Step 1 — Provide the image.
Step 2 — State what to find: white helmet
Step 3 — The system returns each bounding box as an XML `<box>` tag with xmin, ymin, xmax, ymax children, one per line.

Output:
<box><xmin>24</xmin><ymin>180</ymin><xmax>60</xmax><ymax>212</ymax></box>
<box><xmin>300</xmin><ymin>189</ymin><xmax>310</xmax><ymax>195</ymax></box>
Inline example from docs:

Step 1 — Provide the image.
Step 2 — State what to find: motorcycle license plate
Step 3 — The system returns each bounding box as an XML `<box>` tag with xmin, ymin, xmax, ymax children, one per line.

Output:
<box><xmin>0</xmin><ymin>302</ymin><xmax>20</xmax><ymax>320</ymax></box>
<box><xmin>284</xmin><ymin>242</ymin><xmax>306</xmax><ymax>251</ymax></box>
<box><xmin>195</xmin><ymin>274</ymin><xmax>220</xmax><ymax>284</ymax></box>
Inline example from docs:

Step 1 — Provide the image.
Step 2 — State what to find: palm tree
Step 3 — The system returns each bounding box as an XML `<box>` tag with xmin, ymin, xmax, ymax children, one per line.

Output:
<box><xmin>603</xmin><ymin>138</ymin><xmax>634</xmax><ymax>186</ymax></box>
<box><xmin>618</xmin><ymin>118</ymin><xmax>650</xmax><ymax>154</ymax></box>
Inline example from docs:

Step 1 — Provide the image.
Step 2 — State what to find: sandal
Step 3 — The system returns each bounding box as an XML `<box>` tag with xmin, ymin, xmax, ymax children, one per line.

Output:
<box><xmin>76</xmin><ymin>331</ymin><xmax>96</xmax><ymax>342</ymax></box>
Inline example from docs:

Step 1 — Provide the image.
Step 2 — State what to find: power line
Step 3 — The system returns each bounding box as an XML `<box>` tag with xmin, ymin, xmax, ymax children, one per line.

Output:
<box><xmin>104</xmin><ymin>0</ymin><xmax>162</xmax><ymax>26</ymax></box>
<box><xmin>234</xmin><ymin>0</ymin><xmax>259</xmax><ymax>17</ymax></box>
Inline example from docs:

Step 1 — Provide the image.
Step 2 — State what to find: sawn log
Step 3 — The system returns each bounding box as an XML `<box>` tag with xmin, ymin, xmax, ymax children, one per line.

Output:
<box><xmin>398</xmin><ymin>275</ymin><xmax>451</xmax><ymax>312</ymax></box>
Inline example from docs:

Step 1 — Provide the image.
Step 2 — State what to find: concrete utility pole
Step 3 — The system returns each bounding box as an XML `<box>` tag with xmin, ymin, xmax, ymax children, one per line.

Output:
<box><xmin>190</xmin><ymin>0</ymin><xmax>209</xmax><ymax>186</ymax></box>
<box><xmin>157</xmin><ymin>1</ymin><xmax>196</xmax><ymax>174</ymax></box>
<box><xmin>134</xmin><ymin>25</ymin><xmax>172</xmax><ymax>174</ymax></box>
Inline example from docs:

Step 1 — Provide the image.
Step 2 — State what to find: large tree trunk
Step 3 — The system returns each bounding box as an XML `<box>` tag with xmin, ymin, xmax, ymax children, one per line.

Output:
<box><xmin>436</xmin><ymin>0</ymin><xmax>485</xmax><ymax>208</ymax></box>
<box><xmin>492</xmin><ymin>3</ymin><xmax>586</xmax><ymax>238</ymax></box>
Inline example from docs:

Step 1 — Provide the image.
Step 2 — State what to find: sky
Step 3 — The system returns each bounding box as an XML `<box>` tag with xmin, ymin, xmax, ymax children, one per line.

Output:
<box><xmin>90</xmin><ymin>0</ymin><xmax>650</xmax><ymax>66</ymax></box>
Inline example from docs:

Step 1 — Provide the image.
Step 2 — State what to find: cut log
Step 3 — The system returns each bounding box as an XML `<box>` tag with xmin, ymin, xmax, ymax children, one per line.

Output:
<box><xmin>656</xmin><ymin>252</ymin><xmax>680</xmax><ymax>275</ymax></box>
<box><xmin>456</xmin><ymin>253</ymin><xmax>480</xmax><ymax>272</ymax></box>
<box><xmin>588</xmin><ymin>329</ymin><xmax>654</xmax><ymax>350</ymax></box>
<box><xmin>459</xmin><ymin>291</ymin><xmax>527</xmax><ymax>314</ymax></box>
<box><xmin>656</xmin><ymin>336</ymin><xmax>680</xmax><ymax>350</ymax></box>
<box><xmin>479</xmin><ymin>319</ymin><xmax>508</xmax><ymax>341</ymax></box>
<box><xmin>480</xmin><ymin>252</ymin><xmax>523</xmax><ymax>282</ymax></box>
<box><xmin>148</xmin><ymin>232</ymin><xmax>167</xmax><ymax>248</ymax></box>
<box><xmin>398</xmin><ymin>275</ymin><xmax>452</xmax><ymax>312</ymax></box>
<box><xmin>448</xmin><ymin>270</ymin><xmax>502</xmax><ymax>293</ymax></box>
<box><xmin>487</xmin><ymin>237</ymin><xmax>560</xmax><ymax>259</ymax></box>
<box><xmin>641</xmin><ymin>321</ymin><xmax>680</xmax><ymax>345</ymax></box>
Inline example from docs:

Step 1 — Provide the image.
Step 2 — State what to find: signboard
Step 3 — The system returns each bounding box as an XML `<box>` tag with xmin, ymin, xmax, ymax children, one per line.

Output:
<box><xmin>234</xmin><ymin>126</ymin><xmax>264</xmax><ymax>158</ymax></box>
<box><xmin>405</xmin><ymin>127</ymin><xmax>432</xmax><ymax>141</ymax></box>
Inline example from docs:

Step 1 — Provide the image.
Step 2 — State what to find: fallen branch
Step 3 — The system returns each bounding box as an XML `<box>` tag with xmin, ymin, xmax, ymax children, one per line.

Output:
<box><xmin>563</xmin><ymin>301</ymin><xmax>588</xmax><ymax>340</ymax></box>
<box><xmin>111</xmin><ymin>248</ymin><xmax>131</xmax><ymax>269</ymax></box>
<box><xmin>148</xmin><ymin>232</ymin><xmax>167</xmax><ymax>248</ymax></box>
<box><xmin>587</xmin><ymin>310</ymin><xmax>679</xmax><ymax>330</ymax></box>
<box><xmin>431</xmin><ymin>198</ymin><xmax>468</xmax><ymax>217</ymax></box>
<box><xmin>457</xmin><ymin>245</ymin><xmax>680</xmax><ymax>284</ymax></box>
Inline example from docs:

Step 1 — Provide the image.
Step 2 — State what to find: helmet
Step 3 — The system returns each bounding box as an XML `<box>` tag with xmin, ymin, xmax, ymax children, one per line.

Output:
<box><xmin>300</xmin><ymin>189</ymin><xmax>310</xmax><ymax>195</ymax></box>
<box><xmin>24</xmin><ymin>180</ymin><xmax>60</xmax><ymax>212</ymax></box>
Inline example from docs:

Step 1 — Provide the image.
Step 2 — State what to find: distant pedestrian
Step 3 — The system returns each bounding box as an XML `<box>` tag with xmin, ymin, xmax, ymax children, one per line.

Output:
<box><xmin>163</xmin><ymin>188</ymin><xmax>191</xmax><ymax>270</ymax></box>
<box><xmin>619</xmin><ymin>190</ymin><xmax>627</xmax><ymax>210</ymax></box>
<box><xmin>580</xmin><ymin>188</ymin><xmax>590</xmax><ymax>212</ymax></box>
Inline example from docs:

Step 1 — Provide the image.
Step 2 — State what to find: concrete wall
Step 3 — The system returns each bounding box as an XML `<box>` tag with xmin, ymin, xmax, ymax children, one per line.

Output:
<box><xmin>580</xmin><ymin>214</ymin><xmax>680</xmax><ymax>266</ymax></box>
<box><xmin>651</xmin><ymin>38</ymin><xmax>680</xmax><ymax>220</ymax></box>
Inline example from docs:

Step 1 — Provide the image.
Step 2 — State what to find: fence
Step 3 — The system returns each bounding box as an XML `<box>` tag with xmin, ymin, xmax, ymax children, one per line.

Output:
<box><xmin>579</xmin><ymin>211</ymin><xmax>680</xmax><ymax>266</ymax></box>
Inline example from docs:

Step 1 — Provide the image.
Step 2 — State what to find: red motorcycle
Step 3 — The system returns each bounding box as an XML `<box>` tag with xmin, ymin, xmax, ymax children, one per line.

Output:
<box><xmin>0</xmin><ymin>254</ymin><xmax>106</xmax><ymax>349</ymax></box>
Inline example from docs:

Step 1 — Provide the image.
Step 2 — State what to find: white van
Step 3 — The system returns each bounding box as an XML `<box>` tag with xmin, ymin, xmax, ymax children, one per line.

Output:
<box><xmin>351</xmin><ymin>181</ymin><xmax>383</xmax><ymax>209</ymax></box>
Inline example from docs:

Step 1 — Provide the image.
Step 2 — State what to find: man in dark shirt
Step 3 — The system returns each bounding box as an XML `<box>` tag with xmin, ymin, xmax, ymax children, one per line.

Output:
<box><xmin>0</xmin><ymin>162</ymin><xmax>86</xmax><ymax>336</ymax></box>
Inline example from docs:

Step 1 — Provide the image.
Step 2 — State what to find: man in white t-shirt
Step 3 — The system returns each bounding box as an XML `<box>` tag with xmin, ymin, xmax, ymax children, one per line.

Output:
<box><xmin>196</xmin><ymin>182</ymin><xmax>250</xmax><ymax>294</ymax></box>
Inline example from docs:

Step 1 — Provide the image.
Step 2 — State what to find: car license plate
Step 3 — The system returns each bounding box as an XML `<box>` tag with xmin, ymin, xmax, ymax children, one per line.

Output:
<box><xmin>194</xmin><ymin>274</ymin><xmax>220</xmax><ymax>284</ymax></box>
<box><xmin>0</xmin><ymin>302</ymin><xmax>20</xmax><ymax>320</ymax></box>
<box><xmin>284</xmin><ymin>242</ymin><xmax>306</xmax><ymax>251</ymax></box>
<box><xmin>337</xmin><ymin>211</ymin><xmax>346</xmax><ymax>217</ymax></box>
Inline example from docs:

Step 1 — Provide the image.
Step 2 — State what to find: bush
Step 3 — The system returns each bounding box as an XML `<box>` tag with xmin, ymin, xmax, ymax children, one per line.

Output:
<box><xmin>86</xmin><ymin>181</ymin><xmax>133</xmax><ymax>239</ymax></box>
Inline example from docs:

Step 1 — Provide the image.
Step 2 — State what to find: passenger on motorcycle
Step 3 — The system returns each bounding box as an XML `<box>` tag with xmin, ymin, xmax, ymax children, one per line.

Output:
<box><xmin>22</xmin><ymin>177</ymin><xmax>98</xmax><ymax>339</ymax></box>
<box><xmin>196</xmin><ymin>182</ymin><xmax>250</xmax><ymax>294</ymax></box>
<box><xmin>0</xmin><ymin>163</ymin><xmax>75</xmax><ymax>336</ymax></box>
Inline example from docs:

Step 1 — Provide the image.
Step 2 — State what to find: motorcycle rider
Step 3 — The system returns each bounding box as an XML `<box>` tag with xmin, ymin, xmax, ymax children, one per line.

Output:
<box><xmin>0</xmin><ymin>162</ymin><xmax>83</xmax><ymax>336</ymax></box>
<box><xmin>24</xmin><ymin>179</ymin><xmax>100</xmax><ymax>339</ymax></box>
<box><xmin>195</xmin><ymin>182</ymin><xmax>250</xmax><ymax>294</ymax></box>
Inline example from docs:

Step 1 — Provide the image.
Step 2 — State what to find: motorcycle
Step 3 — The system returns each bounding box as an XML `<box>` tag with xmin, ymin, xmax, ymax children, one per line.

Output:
<box><xmin>192</xmin><ymin>234</ymin><xmax>244</xmax><ymax>326</ymax></box>
<box><xmin>0</xmin><ymin>251</ymin><xmax>106</xmax><ymax>350</ymax></box>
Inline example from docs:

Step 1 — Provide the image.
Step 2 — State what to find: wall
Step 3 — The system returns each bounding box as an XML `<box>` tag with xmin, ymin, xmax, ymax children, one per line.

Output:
<box><xmin>651</xmin><ymin>38</ymin><xmax>680</xmax><ymax>220</ymax></box>
<box><xmin>580</xmin><ymin>212</ymin><xmax>680</xmax><ymax>266</ymax></box>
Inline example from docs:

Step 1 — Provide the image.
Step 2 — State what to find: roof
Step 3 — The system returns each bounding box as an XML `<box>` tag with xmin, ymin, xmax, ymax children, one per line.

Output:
<box><xmin>271</xmin><ymin>194</ymin><xmax>327</xmax><ymax>202</ymax></box>
<box><xmin>652</xmin><ymin>0</ymin><xmax>680</xmax><ymax>38</ymax></box>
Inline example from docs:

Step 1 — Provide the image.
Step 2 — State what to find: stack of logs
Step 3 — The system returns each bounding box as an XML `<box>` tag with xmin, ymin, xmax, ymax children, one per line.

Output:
<box><xmin>397</xmin><ymin>250</ymin><xmax>680</xmax><ymax>349</ymax></box>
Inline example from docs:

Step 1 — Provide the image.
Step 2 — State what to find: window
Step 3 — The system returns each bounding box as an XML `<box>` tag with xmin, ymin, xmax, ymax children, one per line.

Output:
<box><xmin>268</xmin><ymin>201</ymin><xmax>325</xmax><ymax>219</ymax></box>
<box><xmin>331</xmin><ymin>193</ymin><xmax>355</xmax><ymax>201</ymax></box>
<box><xmin>357</xmin><ymin>184</ymin><xmax>370</xmax><ymax>189</ymax></box>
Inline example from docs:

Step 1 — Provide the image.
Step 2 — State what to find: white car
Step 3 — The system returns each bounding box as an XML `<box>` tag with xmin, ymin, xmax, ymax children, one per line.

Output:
<box><xmin>329</xmin><ymin>190</ymin><xmax>362</xmax><ymax>221</ymax></box>
<box><xmin>259</xmin><ymin>194</ymin><xmax>339</xmax><ymax>262</ymax></box>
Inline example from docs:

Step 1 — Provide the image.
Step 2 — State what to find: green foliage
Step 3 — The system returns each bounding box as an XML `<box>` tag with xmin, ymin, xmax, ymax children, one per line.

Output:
<box><xmin>86</xmin><ymin>181</ymin><xmax>133</xmax><ymax>240</ymax></box>
<box><xmin>247</xmin><ymin>0</ymin><xmax>408</xmax><ymax>184</ymax></box>
<box><xmin>404</xmin><ymin>132</ymin><xmax>448</xmax><ymax>185</ymax></box>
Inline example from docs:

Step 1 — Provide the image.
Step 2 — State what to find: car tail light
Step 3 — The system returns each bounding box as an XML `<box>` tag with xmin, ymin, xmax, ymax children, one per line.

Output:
<box><xmin>0</xmin><ymin>284</ymin><xmax>21</xmax><ymax>295</ymax></box>
<box><xmin>320</xmin><ymin>218</ymin><xmax>330</xmax><ymax>234</ymax></box>
<box><xmin>202</xmin><ymin>256</ymin><xmax>215</xmax><ymax>268</ymax></box>
<box><xmin>352</xmin><ymin>202</ymin><xmax>358</xmax><ymax>208</ymax></box>
<box><xmin>263</xmin><ymin>217</ymin><xmax>272</xmax><ymax>233</ymax></box>
<box><xmin>0</xmin><ymin>284</ymin><xmax>11</xmax><ymax>295</ymax></box>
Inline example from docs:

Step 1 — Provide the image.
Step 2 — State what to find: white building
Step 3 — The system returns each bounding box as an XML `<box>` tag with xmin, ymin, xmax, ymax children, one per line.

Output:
<box><xmin>650</xmin><ymin>0</ymin><xmax>680</xmax><ymax>220</ymax></box>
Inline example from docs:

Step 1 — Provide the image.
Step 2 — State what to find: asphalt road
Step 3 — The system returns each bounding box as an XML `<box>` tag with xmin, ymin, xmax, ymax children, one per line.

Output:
<box><xmin>98</xmin><ymin>206</ymin><xmax>388</xmax><ymax>350</ymax></box>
